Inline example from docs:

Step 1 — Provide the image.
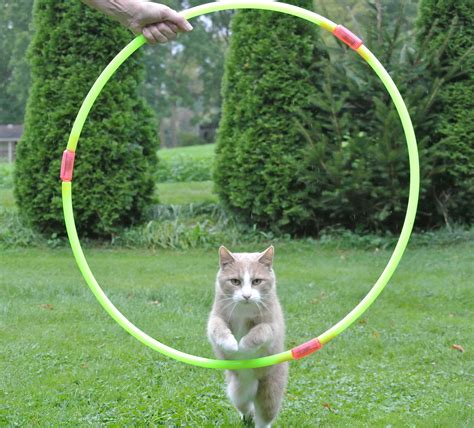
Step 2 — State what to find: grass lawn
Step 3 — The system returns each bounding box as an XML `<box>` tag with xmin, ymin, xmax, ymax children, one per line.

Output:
<box><xmin>0</xmin><ymin>188</ymin><xmax>15</xmax><ymax>209</ymax></box>
<box><xmin>0</xmin><ymin>163</ymin><xmax>15</xmax><ymax>209</ymax></box>
<box><xmin>159</xmin><ymin>144</ymin><xmax>215</xmax><ymax>160</ymax></box>
<box><xmin>0</xmin><ymin>162</ymin><xmax>218</xmax><ymax>208</ymax></box>
<box><xmin>156</xmin><ymin>181</ymin><xmax>217</xmax><ymax>205</ymax></box>
<box><xmin>1</xmin><ymin>240</ymin><xmax>472</xmax><ymax>426</ymax></box>
<box><xmin>0</xmin><ymin>182</ymin><xmax>217</xmax><ymax>208</ymax></box>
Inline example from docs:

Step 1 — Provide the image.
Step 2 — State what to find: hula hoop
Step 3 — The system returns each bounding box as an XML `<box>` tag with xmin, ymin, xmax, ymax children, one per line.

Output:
<box><xmin>61</xmin><ymin>1</ymin><xmax>419</xmax><ymax>369</ymax></box>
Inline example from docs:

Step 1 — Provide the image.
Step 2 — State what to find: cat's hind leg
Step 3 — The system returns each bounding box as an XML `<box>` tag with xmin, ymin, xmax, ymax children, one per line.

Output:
<box><xmin>226</xmin><ymin>370</ymin><xmax>257</xmax><ymax>423</ymax></box>
<box><xmin>254</xmin><ymin>364</ymin><xmax>288</xmax><ymax>428</ymax></box>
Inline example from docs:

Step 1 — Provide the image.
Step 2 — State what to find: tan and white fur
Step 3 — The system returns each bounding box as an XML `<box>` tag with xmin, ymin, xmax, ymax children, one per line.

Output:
<box><xmin>207</xmin><ymin>246</ymin><xmax>288</xmax><ymax>428</ymax></box>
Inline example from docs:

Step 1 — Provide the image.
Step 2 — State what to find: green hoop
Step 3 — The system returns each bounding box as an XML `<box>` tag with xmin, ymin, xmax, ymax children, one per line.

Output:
<box><xmin>61</xmin><ymin>1</ymin><xmax>419</xmax><ymax>369</ymax></box>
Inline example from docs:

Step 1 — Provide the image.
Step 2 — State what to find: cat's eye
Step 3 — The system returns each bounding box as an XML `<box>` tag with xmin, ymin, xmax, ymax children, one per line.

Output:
<box><xmin>252</xmin><ymin>279</ymin><xmax>262</xmax><ymax>286</ymax></box>
<box><xmin>230</xmin><ymin>278</ymin><xmax>241</xmax><ymax>286</ymax></box>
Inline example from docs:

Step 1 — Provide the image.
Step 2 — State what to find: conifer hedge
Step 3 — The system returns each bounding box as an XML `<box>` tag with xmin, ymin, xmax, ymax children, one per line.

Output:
<box><xmin>217</xmin><ymin>1</ymin><xmax>473</xmax><ymax>235</ymax></box>
<box><xmin>15</xmin><ymin>1</ymin><xmax>158</xmax><ymax>237</ymax></box>
<box><xmin>214</xmin><ymin>0</ymin><xmax>327</xmax><ymax>234</ymax></box>
<box><xmin>416</xmin><ymin>0</ymin><xmax>474</xmax><ymax>225</ymax></box>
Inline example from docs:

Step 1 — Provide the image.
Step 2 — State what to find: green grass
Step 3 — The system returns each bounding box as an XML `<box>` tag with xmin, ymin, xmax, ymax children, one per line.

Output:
<box><xmin>159</xmin><ymin>144</ymin><xmax>215</xmax><ymax>160</ymax></box>
<box><xmin>156</xmin><ymin>144</ymin><xmax>215</xmax><ymax>182</ymax></box>
<box><xmin>0</xmin><ymin>188</ymin><xmax>15</xmax><ymax>209</ymax></box>
<box><xmin>156</xmin><ymin>181</ymin><xmax>217</xmax><ymax>205</ymax></box>
<box><xmin>1</xmin><ymin>241</ymin><xmax>472</xmax><ymax>426</ymax></box>
<box><xmin>0</xmin><ymin>181</ymin><xmax>217</xmax><ymax>211</ymax></box>
<box><xmin>0</xmin><ymin>160</ymin><xmax>217</xmax><ymax>209</ymax></box>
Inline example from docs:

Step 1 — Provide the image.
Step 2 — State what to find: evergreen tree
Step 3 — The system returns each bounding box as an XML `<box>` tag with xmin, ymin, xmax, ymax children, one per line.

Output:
<box><xmin>214</xmin><ymin>0</ymin><xmax>328</xmax><ymax>234</ymax></box>
<box><xmin>15</xmin><ymin>0</ymin><xmax>158</xmax><ymax>237</ymax></box>
<box><xmin>416</xmin><ymin>0</ymin><xmax>474</xmax><ymax>225</ymax></box>
<box><xmin>297</xmin><ymin>0</ymin><xmax>422</xmax><ymax>233</ymax></box>
<box><xmin>255</xmin><ymin>0</ymin><xmax>473</xmax><ymax>233</ymax></box>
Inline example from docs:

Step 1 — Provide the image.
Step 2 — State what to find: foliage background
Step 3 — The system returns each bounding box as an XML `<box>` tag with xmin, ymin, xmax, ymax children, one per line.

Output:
<box><xmin>216</xmin><ymin>0</ymin><xmax>473</xmax><ymax>234</ymax></box>
<box><xmin>0</xmin><ymin>0</ymin><xmax>473</xmax><ymax>238</ymax></box>
<box><xmin>215</xmin><ymin>0</ymin><xmax>331</xmax><ymax>234</ymax></box>
<box><xmin>14</xmin><ymin>1</ymin><xmax>158</xmax><ymax>237</ymax></box>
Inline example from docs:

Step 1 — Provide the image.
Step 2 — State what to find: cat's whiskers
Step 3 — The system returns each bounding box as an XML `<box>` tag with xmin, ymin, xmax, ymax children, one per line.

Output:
<box><xmin>221</xmin><ymin>300</ymin><xmax>238</xmax><ymax>312</ymax></box>
<box><xmin>259</xmin><ymin>292</ymin><xmax>274</xmax><ymax>297</ymax></box>
<box><xmin>219</xmin><ymin>296</ymin><xmax>236</xmax><ymax>303</ymax></box>
<box><xmin>258</xmin><ymin>299</ymin><xmax>270</xmax><ymax>312</ymax></box>
<box><xmin>227</xmin><ymin>302</ymin><xmax>239</xmax><ymax>323</ymax></box>
<box><xmin>255</xmin><ymin>301</ymin><xmax>264</xmax><ymax>319</ymax></box>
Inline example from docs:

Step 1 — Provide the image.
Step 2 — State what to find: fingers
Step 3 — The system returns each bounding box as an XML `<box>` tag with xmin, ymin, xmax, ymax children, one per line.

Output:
<box><xmin>133</xmin><ymin>3</ymin><xmax>193</xmax><ymax>44</ymax></box>
<box><xmin>142</xmin><ymin>26</ymin><xmax>158</xmax><ymax>44</ymax></box>
<box><xmin>157</xmin><ymin>22</ymin><xmax>178</xmax><ymax>41</ymax></box>
<box><xmin>143</xmin><ymin>22</ymin><xmax>179</xmax><ymax>44</ymax></box>
<box><xmin>160</xmin><ymin>7</ymin><xmax>193</xmax><ymax>33</ymax></box>
<box><xmin>166</xmin><ymin>22</ymin><xmax>179</xmax><ymax>33</ymax></box>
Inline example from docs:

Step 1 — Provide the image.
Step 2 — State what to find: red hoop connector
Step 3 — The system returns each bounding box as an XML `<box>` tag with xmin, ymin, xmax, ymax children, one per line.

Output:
<box><xmin>60</xmin><ymin>150</ymin><xmax>76</xmax><ymax>182</ymax></box>
<box><xmin>333</xmin><ymin>25</ymin><xmax>363</xmax><ymax>50</ymax></box>
<box><xmin>291</xmin><ymin>338</ymin><xmax>322</xmax><ymax>360</ymax></box>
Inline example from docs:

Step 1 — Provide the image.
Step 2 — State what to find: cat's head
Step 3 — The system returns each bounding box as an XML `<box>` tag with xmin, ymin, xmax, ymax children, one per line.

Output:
<box><xmin>216</xmin><ymin>246</ymin><xmax>275</xmax><ymax>305</ymax></box>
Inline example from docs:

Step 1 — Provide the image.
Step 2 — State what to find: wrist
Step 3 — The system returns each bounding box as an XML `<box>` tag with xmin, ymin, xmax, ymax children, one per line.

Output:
<box><xmin>109</xmin><ymin>0</ymin><xmax>140</xmax><ymax>29</ymax></box>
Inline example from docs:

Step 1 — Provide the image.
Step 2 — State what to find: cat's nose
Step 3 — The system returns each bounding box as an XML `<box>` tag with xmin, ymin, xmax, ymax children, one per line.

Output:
<box><xmin>242</xmin><ymin>294</ymin><xmax>251</xmax><ymax>301</ymax></box>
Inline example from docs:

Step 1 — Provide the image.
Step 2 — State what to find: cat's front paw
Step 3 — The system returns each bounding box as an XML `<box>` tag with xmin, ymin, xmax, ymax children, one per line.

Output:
<box><xmin>216</xmin><ymin>335</ymin><xmax>239</xmax><ymax>354</ymax></box>
<box><xmin>238</xmin><ymin>337</ymin><xmax>268</xmax><ymax>355</ymax></box>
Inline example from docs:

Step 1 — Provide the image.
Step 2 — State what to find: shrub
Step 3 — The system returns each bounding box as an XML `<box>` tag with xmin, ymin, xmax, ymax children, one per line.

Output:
<box><xmin>177</xmin><ymin>132</ymin><xmax>208</xmax><ymax>147</ymax></box>
<box><xmin>14</xmin><ymin>1</ymin><xmax>158</xmax><ymax>238</ymax></box>
<box><xmin>416</xmin><ymin>0</ymin><xmax>474</xmax><ymax>225</ymax></box>
<box><xmin>297</xmin><ymin>0</ymin><xmax>473</xmax><ymax>232</ymax></box>
<box><xmin>295</xmin><ymin>2</ymin><xmax>419</xmax><ymax>233</ymax></box>
<box><xmin>0</xmin><ymin>208</ymin><xmax>46</xmax><ymax>248</ymax></box>
<box><xmin>217</xmin><ymin>0</ymin><xmax>473</xmax><ymax>235</ymax></box>
<box><xmin>214</xmin><ymin>0</ymin><xmax>328</xmax><ymax>234</ymax></box>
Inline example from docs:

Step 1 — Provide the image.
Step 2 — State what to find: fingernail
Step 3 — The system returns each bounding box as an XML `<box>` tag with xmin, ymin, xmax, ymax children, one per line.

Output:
<box><xmin>185</xmin><ymin>22</ymin><xmax>193</xmax><ymax>31</ymax></box>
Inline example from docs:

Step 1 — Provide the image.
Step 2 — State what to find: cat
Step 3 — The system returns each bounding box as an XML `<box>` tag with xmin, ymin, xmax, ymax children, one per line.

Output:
<box><xmin>207</xmin><ymin>245</ymin><xmax>288</xmax><ymax>428</ymax></box>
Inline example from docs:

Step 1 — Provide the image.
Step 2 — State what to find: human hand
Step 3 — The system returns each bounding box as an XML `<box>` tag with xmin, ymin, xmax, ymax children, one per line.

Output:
<box><xmin>126</xmin><ymin>1</ymin><xmax>193</xmax><ymax>44</ymax></box>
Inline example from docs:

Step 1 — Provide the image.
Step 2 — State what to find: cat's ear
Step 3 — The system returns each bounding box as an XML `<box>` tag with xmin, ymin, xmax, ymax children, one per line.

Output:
<box><xmin>258</xmin><ymin>246</ymin><xmax>274</xmax><ymax>268</ymax></box>
<box><xmin>219</xmin><ymin>246</ymin><xmax>235</xmax><ymax>268</ymax></box>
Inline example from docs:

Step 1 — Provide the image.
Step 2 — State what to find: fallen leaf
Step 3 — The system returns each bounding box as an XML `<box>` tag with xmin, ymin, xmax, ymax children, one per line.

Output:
<box><xmin>148</xmin><ymin>300</ymin><xmax>161</xmax><ymax>306</ymax></box>
<box><xmin>323</xmin><ymin>403</ymin><xmax>335</xmax><ymax>413</ymax></box>
<box><xmin>452</xmin><ymin>344</ymin><xmax>465</xmax><ymax>353</ymax></box>
<box><xmin>39</xmin><ymin>304</ymin><xmax>54</xmax><ymax>310</ymax></box>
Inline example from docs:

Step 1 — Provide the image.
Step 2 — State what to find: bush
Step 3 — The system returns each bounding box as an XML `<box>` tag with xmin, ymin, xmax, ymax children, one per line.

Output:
<box><xmin>217</xmin><ymin>0</ymin><xmax>473</xmax><ymax>235</ymax></box>
<box><xmin>214</xmin><ymin>0</ymin><xmax>328</xmax><ymax>234</ymax></box>
<box><xmin>416</xmin><ymin>0</ymin><xmax>474</xmax><ymax>225</ymax></box>
<box><xmin>14</xmin><ymin>1</ymin><xmax>158</xmax><ymax>238</ymax></box>
<box><xmin>177</xmin><ymin>132</ymin><xmax>208</xmax><ymax>147</ymax></box>
<box><xmin>297</xmin><ymin>0</ymin><xmax>474</xmax><ymax>232</ymax></box>
<box><xmin>0</xmin><ymin>207</ymin><xmax>46</xmax><ymax>248</ymax></box>
<box><xmin>295</xmin><ymin>2</ymin><xmax>419</xmax><ymax>233</ymax></box>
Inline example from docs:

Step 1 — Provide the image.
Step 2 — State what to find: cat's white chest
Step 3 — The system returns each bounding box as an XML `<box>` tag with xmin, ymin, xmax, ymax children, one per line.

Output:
<box><xmin>230</xmin><ymin>317</ymin><xmax>251</xmax><ymax>341</ymax></box>
<box><xmin>230</xmin><ymin>303</ymin><xmax>259</xmax><ymax>341</ymax></box>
